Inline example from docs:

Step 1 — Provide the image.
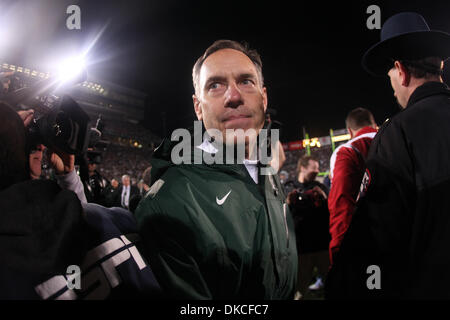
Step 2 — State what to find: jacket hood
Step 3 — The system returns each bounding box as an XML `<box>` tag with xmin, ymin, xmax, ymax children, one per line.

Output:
<box><xmin>148</xmin><ymin>137</ymin><xmax>178</xmax><ymax>185</ymax></box>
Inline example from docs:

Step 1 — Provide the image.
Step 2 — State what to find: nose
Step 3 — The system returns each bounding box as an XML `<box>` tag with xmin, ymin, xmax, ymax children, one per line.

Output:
<box><xmin>224</xmin><ymin>82</ymin><xmax>243</xmax><ymax>109</ymax></box>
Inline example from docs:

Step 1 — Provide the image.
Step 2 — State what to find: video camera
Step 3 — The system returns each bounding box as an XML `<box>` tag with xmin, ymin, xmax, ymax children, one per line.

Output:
<box><xmin>1</xmin><ymin>70</ymin><xmax>100</xmax><ymax>156</ymax></box>
<box><xmin>27</xmin><ymin>94</ymin><xmax>91</xmax><ymax>155</ymax></box>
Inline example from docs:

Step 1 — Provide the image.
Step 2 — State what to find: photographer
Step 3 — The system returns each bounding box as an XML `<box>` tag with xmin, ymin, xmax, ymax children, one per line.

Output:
<box><xmin>285</xmin><ymin>155</ymin><xmax>331</xmax><ymax>299</ymax></box>
<box><xmin>18</xmin><ymin>109</ymin><xmax>46</xmax><ymax>180</ymax></box>
<box><xmin>80</xmin><ymin>157</ymin><xmax>110</xmax><ymax>206</ymax></box>
<box><xmin>0</xmin><ymin>102</ymin><xmax>88</xmax><ymax>298</ymax></box>
<box><xmin>0</xmin><ymin>102</ymin><xmax>161</xmax><ymax>299</ymax></box>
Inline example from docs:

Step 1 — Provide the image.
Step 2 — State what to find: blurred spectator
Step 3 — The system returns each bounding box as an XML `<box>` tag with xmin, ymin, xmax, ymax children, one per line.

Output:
<box><xmin>1</xmin><ymin>77</ymin><xmax>10</xmax><ymax>94</ymax></box>
<box><xmin>111</xmin><ymin>178</ymin><xmax>119</xmax><ymax>189</ymax></box>
<box><xmin>115</xmin><ymin>174</ymin><xmax>139</xmax><ymax>210</ymax></box>
<box><xmin>0</xmin><ymin>71</ymin><xmax>15</xmax><ymax>94</ymax></box>
<box><xmin>104</xmin><ymin>178</ymin><xmax>120</xmax><ymax>207</ymax></box>
<box><xmin>285</xmin><ymin>155</ymin><xmax>330</xmax><ymax>299</ymax></box>
<box><xmin>81</xmin><ymin>161</ymin><xmax>110</xmax><ymax>206</ymax></box>
<box><xmin>281</xmin><ymin>145</ymin><xmax>334</xmax><ymax>183</ymax></box>
<box><xmin>140</xmin><ymin>166</ymin><xmax>152</xmax><ymax>194</ymax></box>
<box><xmin>279</xmin><ymin>170</ymin><xmax>289</xmax><ymax>185</ymax></box>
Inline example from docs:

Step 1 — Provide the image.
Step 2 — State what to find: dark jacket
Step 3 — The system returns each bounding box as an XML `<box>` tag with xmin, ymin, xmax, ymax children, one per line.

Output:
<box><xmin>114</xmin><ymin>185</ymin><xmax>140</xmax><ymax>209</ymax></box>
<box><xmin>34</xmin><ymin>203</ymin><xmax>162</xmax><ymax>300</ymax></box>
<box><xmin>284</xmin><ymin>180</ymin><xmax>330</xmax><ymax>254</ymax></box>
<box><xmin>0</xmin><ymin>180</ymin><xmax>87</xmax><ymax>299</ymax></box>
<box><xmin>0</xmin><ymin>179</ymin><xmax>161</xmax><ymax>299</ymax></box>
<box><xmin>326</xmin><ymin>81</ymin><xmax>450</xmax><ymax>299</ymax></box>
<box><xmin>104</xmin><ymin>184</ymin><xmax>121</xmax><ymax>207</ymax></box>
<box><xmin>135</xmin><ymin>137</ymin><xmax>298</xmax><ymax>299</ymax></box>
<box><xmin>83</xmin><ymin>170</ymin><xmax>109</xmax><ymax>206</ymax></box>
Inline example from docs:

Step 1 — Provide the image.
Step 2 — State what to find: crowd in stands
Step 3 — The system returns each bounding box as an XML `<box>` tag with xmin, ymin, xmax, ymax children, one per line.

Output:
<box><xmin>103</xmin><ymin>121</ymin><xmax>160</xmax><ymax>150</ymax></box>
<box><xmin>280</xmin><ymin>144</ymin><xmax>343</xmax><ymax>182</ymax></box>
<box><xmin>98</xmin><ymin>142</ymin><xmax>154</xmax><ymax>183</ymax></box>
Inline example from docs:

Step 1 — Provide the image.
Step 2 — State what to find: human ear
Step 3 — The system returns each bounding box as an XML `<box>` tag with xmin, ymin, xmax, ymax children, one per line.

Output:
<box><xmin>262</xmin><ymin>87</ymin><xmax>268</xmax><ymax>113</ymax></box>
<box><xmin>395</xmin><ymin>61</ymin><xmax>411</xmax><ymax>87</ymax></box>
<box><xmin>193</xmin><ymin>94</ymin><xmax>203</xmax><ymax>121</ymax></box>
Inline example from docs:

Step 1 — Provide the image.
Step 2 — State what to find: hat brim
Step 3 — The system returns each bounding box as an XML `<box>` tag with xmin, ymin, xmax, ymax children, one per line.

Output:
<box><xmin>362</xmin><ymin>30</ymin><xmax>450</xmax><ymax>77</ymax></box>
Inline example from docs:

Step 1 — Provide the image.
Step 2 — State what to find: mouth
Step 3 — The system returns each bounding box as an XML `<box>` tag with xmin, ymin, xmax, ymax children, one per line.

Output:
<box><xmin>222</xmin><ymin>115</ymin><xmax>253</xmax><ymax>129</ymax></box>
<box><xmin>223</xmin><ymin>114</ymin><xmax>252</xmax><ymax>121</ymax></box>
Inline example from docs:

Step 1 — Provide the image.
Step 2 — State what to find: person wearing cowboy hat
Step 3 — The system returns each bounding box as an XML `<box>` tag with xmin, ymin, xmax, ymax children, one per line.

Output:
<box><xmin>325</xmin><ymin>12</ymin><xmax>450</xmax><ymax>299</ymax></box>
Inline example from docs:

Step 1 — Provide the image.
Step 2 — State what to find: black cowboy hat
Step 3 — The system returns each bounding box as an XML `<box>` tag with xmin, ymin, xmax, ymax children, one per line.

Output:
<box><xmin>362</xmin><ymin>12</ymin><xmax>450</xmax><ymax>76</ymax></box>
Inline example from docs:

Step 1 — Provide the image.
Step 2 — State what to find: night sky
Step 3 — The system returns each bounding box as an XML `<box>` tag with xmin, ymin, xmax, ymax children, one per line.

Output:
<box><xmin>1</xmin><ymin>0</ymin><xmax>450</xmax><ymax>141</ymax></box>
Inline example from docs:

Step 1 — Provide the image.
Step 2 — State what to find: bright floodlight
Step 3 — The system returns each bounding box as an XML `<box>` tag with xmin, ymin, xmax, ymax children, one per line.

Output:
<box><xmin>0</xmin><ymin>28</ymin><xmax>10</xmax><ymax>55</ymax></box>
<box><xmin>57</xmin><ymin>56</ymin><xmax>86</xmax><ymax>83</ymax></box>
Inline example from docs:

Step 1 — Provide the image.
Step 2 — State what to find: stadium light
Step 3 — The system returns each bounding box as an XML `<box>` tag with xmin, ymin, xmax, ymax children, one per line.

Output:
<box><xmin>57</xmin><ymin>56</ymin><xmax>86</xmax><ymax>84</ymax></box>
<box><xmin>332</xmin><ymin>134</ymin><xmax>351</xmax><ymax>142</ymax></box>
<box><xmin>0</xmin><ymin>28</ymin><xmax>10</xmax><ymax>55</ymax></box>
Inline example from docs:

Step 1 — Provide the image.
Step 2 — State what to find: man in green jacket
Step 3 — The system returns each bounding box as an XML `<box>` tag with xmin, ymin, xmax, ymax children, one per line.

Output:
<box><xmin>135</xmin><ymin>40</ymin><xmax>297</xmax><ymax>299</ymax></box>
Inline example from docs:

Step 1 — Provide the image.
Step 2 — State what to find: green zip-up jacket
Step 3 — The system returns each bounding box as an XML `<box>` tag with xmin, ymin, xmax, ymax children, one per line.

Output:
<box><xmin>135</xmin><ymin>138</ymin><xmax>298</xmax><ymax>299</ymax></box>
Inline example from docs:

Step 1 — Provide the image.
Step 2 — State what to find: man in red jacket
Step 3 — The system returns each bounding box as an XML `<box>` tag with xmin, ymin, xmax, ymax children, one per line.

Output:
<box><xmin>328</xmin><ymin>108</ymin><xmax>377</xmax><ymax>265</ymax></box>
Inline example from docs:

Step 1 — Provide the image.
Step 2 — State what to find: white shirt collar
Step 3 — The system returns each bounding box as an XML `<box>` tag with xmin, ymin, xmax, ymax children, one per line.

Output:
<box><xmin>196</xmin><ymin>139</ymin><xmax>258</xmax><ymax>183</ymax></box>
<box><xmin>196</xmin><ymin>138</ymin><xmax>219</xmax><ymax>154</ymax></box>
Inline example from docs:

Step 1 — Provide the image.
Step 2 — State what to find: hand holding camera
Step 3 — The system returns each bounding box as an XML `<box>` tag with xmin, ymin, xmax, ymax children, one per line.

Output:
<box><xmin>19</xmin><ymin>108</ymin><xmax>76</xmax><ymax>176</ymax></box>
<box><xmin>18</xmin><ymin>109</ymin><xmax>35</xmax><ymax>127</ymax></box>
<box><xmin>287</xmin><ymin>185</ymin><xmax>327</xmax><ymax>210</ymax></box>
<box><xmin>47</xmin><ymin>148</ymin><xmax>75</xmax><ymax>175</ymax></box>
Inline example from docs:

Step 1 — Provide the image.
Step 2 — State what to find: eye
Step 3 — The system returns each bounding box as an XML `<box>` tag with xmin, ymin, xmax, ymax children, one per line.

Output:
<box><xmin>241</xmin><ymin>79</ymin><xmax>254</xmax><ymax>86</ymax></box>
<box><xmin>209</xmin><ymin>82</ymin><xmax>222</xmax><ymax>90</ymax></box>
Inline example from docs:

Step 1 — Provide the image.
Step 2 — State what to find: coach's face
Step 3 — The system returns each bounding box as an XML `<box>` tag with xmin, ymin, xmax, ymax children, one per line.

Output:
<box><xmin>193</xmin><ymin>49</ymin><xmax>267</xmax><ymax>143</ymax></box>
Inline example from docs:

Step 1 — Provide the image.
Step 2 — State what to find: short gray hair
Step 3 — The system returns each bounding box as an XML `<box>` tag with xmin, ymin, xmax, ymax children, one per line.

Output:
<box><xmin>192</xmin><ymin>40</ymin><xmax>264</xmax><ymax>94</ymax></box>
